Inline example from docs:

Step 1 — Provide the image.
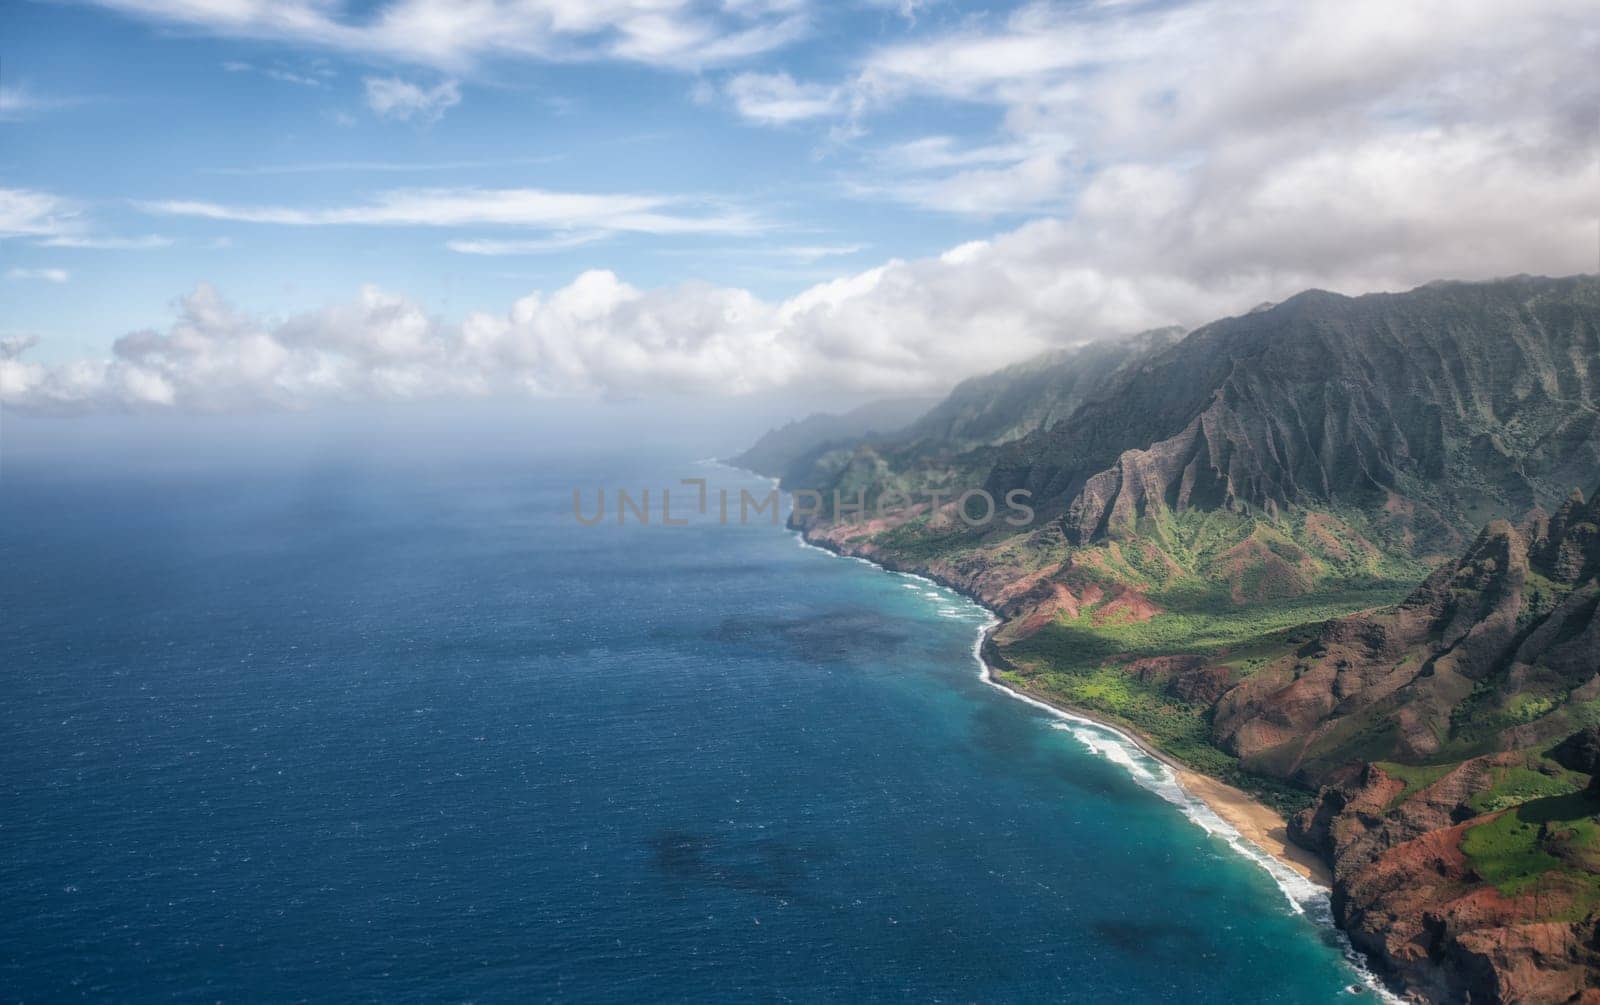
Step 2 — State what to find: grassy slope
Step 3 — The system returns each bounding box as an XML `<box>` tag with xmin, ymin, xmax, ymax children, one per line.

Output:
<box><xmin>1000</xmin><ymin>587</ymin><xmax>1409</xmax><ymax>810</ymax></box>
<box><xmin>1460</xmin><ymin>787</ymin><xmax>1600</xmax><ymax>921</ymax></box>
<box><xmin>874</xmin><ymin>504</ymin><xmax>1430</xmax><ymax>812</ymax></box>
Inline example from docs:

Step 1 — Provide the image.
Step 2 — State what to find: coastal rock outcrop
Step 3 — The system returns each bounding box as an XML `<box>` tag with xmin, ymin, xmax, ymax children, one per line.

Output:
<box><xmin>1294</xmin><ymin>747</ymin><xmax>1600</xmax><ymax>1004</ymax></box>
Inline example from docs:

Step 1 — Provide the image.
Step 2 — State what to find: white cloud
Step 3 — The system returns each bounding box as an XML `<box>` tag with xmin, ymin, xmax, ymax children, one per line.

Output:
<box><xmin>853</xmin><ymin>152</ymin><xmax>1071</xmax><ymax>215</ymax></box>
<box><xmin>140</xmin><ymin>186</ymin><xmax>763</xmax><ymax>236</ymax></box>
<box><xmin>37</xmin><ymin>234</ymin><xmax>174</xmax><ymax>250</ymax></box>
<box><xmin>6</xmin><ymin>268</ymin><xmax>71</xmax><ymax>283</ymax></box>
<box><xmin>364</xmin><ymin>76</ymin><xmax>461</xmax><ymax>122</ymax></box>
<box><xmin>861</xmin><ymin>0</ymin><xmax>930</xmax><ymax>22</ymax></box>
<box><xmin>223</xmin><ymin>60</ymin><xmax>328</xmax><ymax>86</ymax></box>
<box><xmin>0</xmin><ymin>188</ymin><xmax>169</xmax><ymax>250</ymax></box>
<box><xmin>202</xmin><ymin>156</ymin><xmax>561</xmax><ymax>175</ymax></box>
<box><xmin>11</xmin><ymin>4</ymin><xmax>1600</xmax><ymax>415</ymax></box>
<box><xmin>0</xmin><ymin>188</ymin><xmax>81</xmax><ymax>239</ymax></box>
<box><xmin>0</xmin><ymin>334</ymin><xmax>40</xmax><ymax>360</ymax></box>
<box><xmin>10</xmin><ymin>168</ymin><xmax>1593</xmax><ymax>415</ymax></box>
<box><xmin>768</xmin><ymin>244</ymin><xmax>865</xmax><ymax>263</ymax></box>
<box><xmin>85</xmin><ymin>0</ymin><xmax>810</xmax><ymax>71</ymax></box>
<box><xmin>446</xmin><ymin>233</ymin><xmax>609</xmax><ymax>255</ymax></box>
<box><xmin>1</xmin><ymin>84</ymin><xmax>53</xmax><ymax>121</ymax></box>
<box><xmin>0</xmin><ymin>85</ymin><xmax>37</xmax><ymax>120</ymax></box>
<box><xmin>871</xmin><ymin>135</ymin><xmax>1049</xmax><ymax>173</ymax></box>
<box><xmin>772</xmin><ymin>0</ymin><xmax>1600</xmax><ymax>222</ymax></box>
<box><xmin>0</xmin><ymin>82</ymin><xmax>92</xmax><ymax>120</ymax></box>
<box><xmin>725</xmin><ymin>72</ymin><xmax>844</xmax><ymax>124</ymax></box>
<box><xmin>9</xmin><ymin>0</ymin><xmax>1597</xmax><ymax>415</ymax></box>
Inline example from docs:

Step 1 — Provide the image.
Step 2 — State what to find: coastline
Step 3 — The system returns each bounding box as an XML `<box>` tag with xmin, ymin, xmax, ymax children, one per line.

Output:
<box><xmin>987</xmin><ymin>665</ymin><xmax>1332</xmax><ymax>886</ymax></box>
<box><xmin>722</xmin><ymin>463</ymin><xmax>1398</xmax><ymax>1001</ymax></box>
<box><xmin>779</xmin><ymin>512</ymin><xmax>1334</xmax><ymax>890</ymax></box>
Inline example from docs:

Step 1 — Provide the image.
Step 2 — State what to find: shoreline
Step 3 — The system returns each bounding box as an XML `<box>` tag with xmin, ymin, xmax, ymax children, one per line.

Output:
<box><xmin>724</xmin><ymin>450</ymin><xmax>1402</xmax><ymax>997</ymax></box>
<box><xmin>741</xmin><ymin>465</ymin><xmax>1401</xmax><ymax>1002</ymax></box>
<box><xmin>783</xmin><ymin>517</ymin><xmax>1334</xmax><ymax>890</ymax></box>
<box><xmin>984</xmin><ymin>662</ymin><xmax>1333</xmax><ymax>886</ymax></box>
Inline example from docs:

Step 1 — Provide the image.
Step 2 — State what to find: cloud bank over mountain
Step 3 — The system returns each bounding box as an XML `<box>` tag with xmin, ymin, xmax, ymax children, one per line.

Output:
<box><xmin>6</xmin><ymin>196</ymin><xmax>1594</xmax><ymax>414</ymax></box>
<box><xmin>4</xmin><ymin>0</ymin><xmax>1595</xmax><ymax>413</ymax></box>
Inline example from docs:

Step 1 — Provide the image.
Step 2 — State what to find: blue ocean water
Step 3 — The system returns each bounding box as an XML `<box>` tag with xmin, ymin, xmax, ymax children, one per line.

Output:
<box><xmin>1</xmin><ymin>448</ymin><xmax>1374</xmax><ymax>1001</ymax></box>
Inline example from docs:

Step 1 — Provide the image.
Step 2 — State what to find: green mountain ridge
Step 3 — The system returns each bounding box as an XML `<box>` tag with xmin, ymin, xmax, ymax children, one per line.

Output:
<box><xmin>747</xmin><ymin>274</ymin><xmax>1600</xmax><ymax>1004</ymax></box>
<box><xmin>976</xmin><ymin>275</ymin><xmax>1600</xmax><ymax>548</ymax></box>
<box><xmin>895</xmin><ymin>326</ymin><xmax>1184</xmax><ymax>451</ymax></box>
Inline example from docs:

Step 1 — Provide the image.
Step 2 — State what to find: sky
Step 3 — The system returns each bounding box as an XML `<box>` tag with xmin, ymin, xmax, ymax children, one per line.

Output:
<box><xmin>1</xmin><ymin>0</ymin><xmax>1597</xmax><ymax>415</ymax></box>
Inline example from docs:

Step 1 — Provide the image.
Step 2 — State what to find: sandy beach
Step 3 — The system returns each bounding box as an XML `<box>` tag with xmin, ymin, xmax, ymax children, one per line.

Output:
<box><xmin>789</xmin><ymin>520</ymin><xmax>1337</xmax><ymax>891</ymax></box>
<box><xmin>992</xmin><ymin>673</ymin><xmax>1334</xmax><ymax>887</ymax></box>
<box><xmin>1171</xmin><ymin>766</ymin><xmax>1332</xmax><ymax>886</ymax></box>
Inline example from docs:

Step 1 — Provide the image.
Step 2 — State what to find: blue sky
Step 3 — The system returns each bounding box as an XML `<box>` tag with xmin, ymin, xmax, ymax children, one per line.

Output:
<box><xmin>1</xmin><ymin>1</ymin><xmax>1595</xmax><ymax>412</ymax></box>
<box><xmin>3</xmin><ymin>1</ymin><xmax>1011</xmax><ymax>357</ymax></box>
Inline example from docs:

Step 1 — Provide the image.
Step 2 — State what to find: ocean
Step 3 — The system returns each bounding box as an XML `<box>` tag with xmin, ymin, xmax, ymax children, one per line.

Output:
<box><xmin>1</xmin><ymin>444</ymin><xmax>1377</xmax><ymax>1001</ymax></box>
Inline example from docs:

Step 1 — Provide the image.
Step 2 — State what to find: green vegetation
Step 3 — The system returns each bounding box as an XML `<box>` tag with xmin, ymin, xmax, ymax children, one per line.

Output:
<box><xmin>1449</xmin><ymin>673</ymin><xmax>1578</xmax><ymax>758</ymax></box>
<box><xmin>975</xmin><ymin>507</ymin><xmax>1428</xmax><ymax>813</ymax></box>
<box><xmin>1460</xmin><ymin>790</ymin><xmax>1600</xmax><ymax>920</ymax></box>
<box><xmin>1010</xmin><ymin>585</ymin><xmax>1407</xmax><ymax>671</ymax></box>
<box><xmin>1465</xmin><ymin>761</ymin><xmax>1590</xmax><ymax>815</ymax></box>
<box><xmin>1375</xmin><ymin>760</ymin><xmax>1458</xmax><ymax>805</ymax></box>
<box><xmin>997</xmin><ymin>664</ymin><xmax>1313</xmax><ymax>815</ymax></box>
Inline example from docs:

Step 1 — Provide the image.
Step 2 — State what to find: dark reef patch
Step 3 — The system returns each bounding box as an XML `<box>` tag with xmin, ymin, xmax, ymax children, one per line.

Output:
<box><xmin>647</xmin><ymin>829</ymin><xmax>826</xmax><ymax>900</ymax></box>
<box><xmin>696</xmin><ymin>609</ymin><xmax>910</xmax><ymax>662</ymax></box>
<box><xmin>1090</xmin><ymin>918</ymin><xmax>1213</xmax><ymax>962</ymax></box>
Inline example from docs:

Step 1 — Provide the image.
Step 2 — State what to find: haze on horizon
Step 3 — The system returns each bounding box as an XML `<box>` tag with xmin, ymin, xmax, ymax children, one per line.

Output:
<box><xmin>1</xmin><ymin>0</ymin><xmax>1596</xmax><ymax>416</ymax></box>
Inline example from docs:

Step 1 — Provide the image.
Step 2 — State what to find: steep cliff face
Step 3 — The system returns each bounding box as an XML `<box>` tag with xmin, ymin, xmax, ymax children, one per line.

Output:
<box><xmin>1262</xmin><ymin>497</ymin><xmax>1600</xmax><ymax>1003</ymax></box>
<box><xmin>978</xmin><ymin>276</ymin><xmax>1600</xmax><ymax>548</ymax></box>
<box><xmin>1291</xmin><ymin>754</ymin><xmax>1600</xmax><ymax>1005</ymax></box>
<box><xmin>1212</xmin><ymin>489</ymin><xmax>1600</xmax><ymax>784</ymax></box>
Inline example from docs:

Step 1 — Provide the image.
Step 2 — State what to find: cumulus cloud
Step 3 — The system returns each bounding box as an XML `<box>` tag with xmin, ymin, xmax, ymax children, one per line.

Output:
<box><xmin>364</xmin><ymin>76</ymin><xmax>461</xmax><ymax>122</ymax></box>
<box><xmin>15</xmin><ymin>179</ymin><xmax>1595</xmax><ymax>416</ymax></box>
<box><xmin>0</xmin><ymin>239</ymin><xmax>1092</xmax><ymax>412</ymax></box>
<box><xmin>83</xmin><ymin>0</ymin><xmax>810</xmax><ymax>71</ymax></box>
<box><xmin>2</xmin><ymin>278</ymin><xmax>783</xmax><ymax>412</ymax></box>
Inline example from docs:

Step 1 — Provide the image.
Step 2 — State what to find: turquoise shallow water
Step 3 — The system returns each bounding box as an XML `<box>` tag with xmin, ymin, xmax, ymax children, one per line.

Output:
<box><xmin>2</xmin><ymin>449</ymin><xmax>1374</xmax><ymax>1001</ymax></box>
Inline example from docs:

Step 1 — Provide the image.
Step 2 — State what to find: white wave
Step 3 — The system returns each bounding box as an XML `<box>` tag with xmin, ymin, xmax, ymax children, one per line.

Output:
<box><xmin>791</xmin><ymin>531</ymin><xmax>835</xmax><ymax>557</ymax></box>
<box><xmin>708</xmin><ymin>458</ymin><xmax>781</xmax><ymax>492</ymax></box>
